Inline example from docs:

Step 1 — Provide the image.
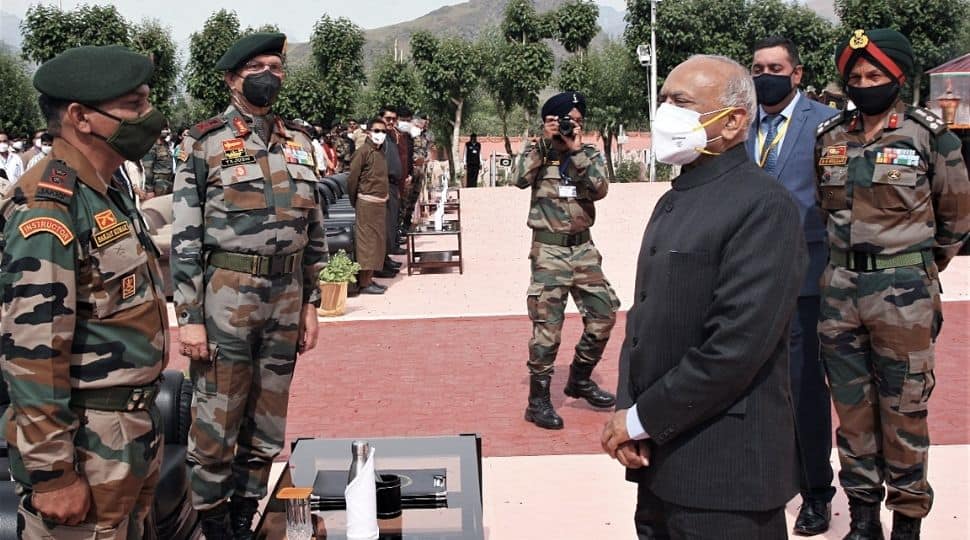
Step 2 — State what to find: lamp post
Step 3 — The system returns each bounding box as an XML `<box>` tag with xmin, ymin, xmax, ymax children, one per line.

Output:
<box><xmin>636</xmin><ymin>0</ymin><xmax>661</xmax><ymax>182</ymax></box>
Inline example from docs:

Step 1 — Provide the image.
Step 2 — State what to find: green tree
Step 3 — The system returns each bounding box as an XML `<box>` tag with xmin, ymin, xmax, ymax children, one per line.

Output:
<box><xmin>21</xmin><ymin>4</ymin><xmax>130</xmax><ymax>64</ymax></box>
<box><xmin>0</xmin><ymin>50</ymin><xmax>41</xmax><ymax>136</ymax></box>
<box><xmin>559</xmin><ymin>40</ymin><xmax>645</xmax><ymax>180</ymax></box>
<box><xmin>743</xmin><ymin>0</ymin><xmax>838</xmax><ymax>91</ymax></box>
<box><xmin>555</xmin><ymin>0</ymin><xmax>600</xmax><ymax>54</ymax></box>
<box><xmin>364</xmin><ymin>52</ymin><xmax>422</xmax><ymax>117</ymax></box>
<box><xmin>307</xmin><ymin>15</ymin><xmax>366</xmax><ymax>125</ymax></box>
<box><xmin>502</xmin><ymin>0</ymin><xmax>550</xmax><ymax>43</ymax></box>
<box><xmin>186</xmin><ymin>10</ymin><xmax>242</xmax><ymax>119</ymax></box>
<box><xmin>836</xmin><ymin>0</ymin><xmax>970</xmax><ymax>104</ymax></box>
<box><xmin>131</xmin><ymin>20</ymin><xmax>179</xmax><ymax>118</ymax></box>
<box><xmin>275</xmin><ymin>63</ymin><xmax>330</xmax><ymax>123</ymax></box>
<box><xmin>411</xmin><ymin>31</ymin><xmax>482</xmax><ymax>182</ymax></box>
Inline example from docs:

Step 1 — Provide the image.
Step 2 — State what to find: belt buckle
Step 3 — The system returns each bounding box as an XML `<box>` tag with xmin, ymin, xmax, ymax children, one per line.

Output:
<box><xmin>251</xmin><ymin>255</ymin><xmax>260</xmax><ymax>275</ymax></box>
<box><xmin>852</xmin><ymin>252</ymin><xmax>869</xmax><ymax>271</ymax></box>
<box><xmin>127</xmin><ymin>388</ymin><xmax>144</xmax><ymax>411</ymax></box>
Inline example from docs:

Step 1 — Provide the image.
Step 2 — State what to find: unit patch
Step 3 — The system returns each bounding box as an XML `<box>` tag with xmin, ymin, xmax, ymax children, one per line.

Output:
<box><xmin>93</xmin><ymin>221</ymin><xmax>131</xmax><ymax>248</ymax></box>
<box><xmin>18</xmin><ymin>217</ymin><xmax>74</xmax><ymax>246</ymax></box>
<box><xmin>94</xmin><ymin>209</ymin><xmax>117</xmax><ymax>230</ymax></box>
<box><xmin>122</xmin><ymin>274</ymin><xmax>137</xmax><ymax>299</ymax></box>
<box><xmin>818</xmin><ymin>145</ymin><xmax>848</xmax><ymax>166</ymax></box>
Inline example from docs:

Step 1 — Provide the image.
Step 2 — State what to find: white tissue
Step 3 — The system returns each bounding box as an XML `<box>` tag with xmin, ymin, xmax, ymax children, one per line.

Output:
<box><xmin>345</xmin><ymin>446</ymin><xmax>379</xmax><ymax>540</ymax></box>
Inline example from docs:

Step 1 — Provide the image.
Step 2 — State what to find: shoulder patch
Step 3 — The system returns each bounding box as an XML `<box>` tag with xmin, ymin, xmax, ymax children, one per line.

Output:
<box><xmin>816</xmin><ymin>111</ymin><xmax>845</xmax><ymax>138</ymax></box>
<box><xmin>189</xmin><ymin>116</ymin><xmax>227</xmax><ymax>141</ymax></box>
<box><xmin>908</xmin><ymin>107</ymin><xmax>947</xmax><ymax>136</ymax></box>
<box><xmin>19</xmin><ymin>216</ymin><xmax>74</xmax><ymax>245</ymax></box>
<box><xmin>35</xmin><ymin>160</ymin><xmax>77</xmax><ymax>206</ymax></box>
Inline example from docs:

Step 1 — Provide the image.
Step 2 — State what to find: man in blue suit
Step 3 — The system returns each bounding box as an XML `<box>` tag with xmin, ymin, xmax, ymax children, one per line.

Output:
<box><xmin>747</xmin><ymin>36</ymin><xmax>840</xmax><ymax>536</ymax></box>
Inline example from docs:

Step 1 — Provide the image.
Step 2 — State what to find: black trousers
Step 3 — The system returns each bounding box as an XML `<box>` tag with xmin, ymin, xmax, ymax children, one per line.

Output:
<box><xmin>466</xmin><ymin>164</ymin><xmax>479</xmax><ymax>187</ymax></box>
<box><xmin>385</xmin><ymin>184</ymin><xmax>401</xmax><ymax>251</ymax></box>
<box><xmin>791</xmin><ymin>295</ymin><xmax>835</xmax><ymax>502</ymax></box>
<box><xmin>635</xmin><ymin>485</ymin><xmax>787</xmax><ymax>540</ymax></box>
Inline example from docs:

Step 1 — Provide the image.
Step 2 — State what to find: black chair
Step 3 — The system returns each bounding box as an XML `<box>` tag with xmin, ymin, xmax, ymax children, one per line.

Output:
<box><xmin>0</xmin><ymin>369</ymin><xmax>18</xmax><ymax>538</ymax></box>
<box><xmin>151</xmin><ymin>370</ymin><xmax>199</xmax><ymax>539</ymax></box>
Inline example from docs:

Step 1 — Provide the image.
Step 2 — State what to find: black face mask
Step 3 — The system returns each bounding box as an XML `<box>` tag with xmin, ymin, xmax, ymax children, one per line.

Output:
<box><xmin>241</xmin><ymin>71</ymin><xmax>282</xmax><ymax>107</ymax></box>
<box><xmin>754</xmin><ymin>73</ymin><xmax>794</xmax><ymax>107</ymax></box>
<box><xmin>846</xmin><ymin>81</ymin><xmax>900</xmax><ymax>115</ymax></box>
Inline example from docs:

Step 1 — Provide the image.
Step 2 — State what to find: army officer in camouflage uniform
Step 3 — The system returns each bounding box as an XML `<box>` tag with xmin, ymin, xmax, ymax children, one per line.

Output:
<box><xmin>514</xmin><ymin>92</ymin><xmax>620</xmax><ymax>430</ymax></box>
<box><xmin>171</xmin><ymin>33</ymin><xmax>328</xmax><ymax>540</ymax></box>
<box><xmin>0</xmin><ymin>45</ymin><xmax>168</xmax><ymax>539</ymax></box>
<box><xmin>816</xmin><ymin>28</ymin><xmax>969</xmax><ymax>540</ymax></box>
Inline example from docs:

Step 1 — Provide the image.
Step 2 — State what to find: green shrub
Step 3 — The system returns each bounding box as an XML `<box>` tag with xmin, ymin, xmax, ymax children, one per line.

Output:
<box><xmin>318</xmin><ymin>249</ymin><xmax>361</xmax><ymax>283</ymax></box>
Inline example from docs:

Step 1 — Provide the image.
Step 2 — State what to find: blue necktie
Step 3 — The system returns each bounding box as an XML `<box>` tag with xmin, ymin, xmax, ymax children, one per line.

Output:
<box><xmin>762</xmin><ymin>114</ymin><xmax>784</xmax><ymax>175</ymax></box>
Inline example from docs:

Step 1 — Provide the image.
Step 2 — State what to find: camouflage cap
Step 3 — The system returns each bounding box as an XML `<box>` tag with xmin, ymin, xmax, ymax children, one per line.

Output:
<box><xmin>33</xmin><ymin>45</ymin><xmax>154</xmax><ymax>103</ymax></box>
<box><xmin>215</xmin><ymin>32</ymin><xmax>286</xmax><ymax>71</ymax></box>
<box><xmin>836</xmin><ymin>28</ymin><xmax>914</xmax><ymax>84</ymax></box>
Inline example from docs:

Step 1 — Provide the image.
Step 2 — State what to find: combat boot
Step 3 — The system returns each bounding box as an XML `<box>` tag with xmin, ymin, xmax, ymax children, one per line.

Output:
<box><xmin>563</xmin><ymin>362</ymin><xmax>616</xmax><ymax>408</ymax></box>
<box><xmin>843</xmin><ymin>499</ymin><xmax>884</xmax><ymax>540</ymax></box>
<box><xmin>525</xmin><ymin>374</ymin><xmax>564</xmax><ymax>430</ymax></box>
<box><xmin>198</xmin><ymin>505</ymin><xmax>233</xmax><ymax>540</ymax></box>
<box><xmin>889</xmin><ymin>512</ymin><xmax>920</xmax><ymax>540</ymax></box>
<box><xmin>230</xmin><ymin>497</ymin><xmax>260</xmax><ymax>540</ymax></box>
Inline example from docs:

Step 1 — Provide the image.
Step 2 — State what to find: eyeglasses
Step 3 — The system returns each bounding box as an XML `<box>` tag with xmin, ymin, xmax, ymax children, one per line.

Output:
<box><xmin>240</xmin><ymin>61</ymin><xmax>284</xmax><ymax>75</ymax></box>
<box><xmin>371</xmin><ymin>129</ymin><xmax>386</xmax><ymax>134</ymax></box>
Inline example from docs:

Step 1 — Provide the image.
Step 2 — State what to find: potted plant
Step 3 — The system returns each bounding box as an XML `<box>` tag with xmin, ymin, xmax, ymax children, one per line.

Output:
<box><xmin>318</xmin><ymin>249</ymin><xmax>360</xmax><ymax>317</ymax></box>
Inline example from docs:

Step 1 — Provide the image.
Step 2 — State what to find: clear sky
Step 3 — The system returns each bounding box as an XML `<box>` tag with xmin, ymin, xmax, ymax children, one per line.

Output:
<box><xmin>3</xmin><ymin>0</ymin><xmax>628</xmax><ymax>46</ymax></box>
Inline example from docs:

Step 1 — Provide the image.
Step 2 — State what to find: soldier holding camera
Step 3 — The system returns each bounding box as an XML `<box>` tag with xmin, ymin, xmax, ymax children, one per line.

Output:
<box><xmin>514</xmin><ymin>91</ymin><xmax>620</xmax><ymax>430</ymax></box>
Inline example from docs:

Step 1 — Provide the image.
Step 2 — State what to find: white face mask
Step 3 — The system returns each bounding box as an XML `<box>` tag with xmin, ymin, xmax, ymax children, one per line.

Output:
<box><xmin>0</xmin><ymin>143</ymin><xmax>9</xmax><ymax>153</ymax></box>
<box><xmin>652</xmin><ymin>103</ymin><xmax>733</xmax><ymax>165</ymax></box>
<box><xmin>371</xmin><ymin>132</ymin><xmax>386</xmax><ymax>146</ymax></box>
<box><xmin>40</xmin><ymin>145</ymin><xmax>52</xmax><ymax>155</ymax></box>
<box><xmin>34</xmin><ymin>138</ymin><xmax>43</xmax><ymax>149</ymax></box>
<box><xmin>410</xmin><ymin>126</ymin><xmax>422</xmax><ymax>138</ymax></box>
<box><xmin>12</xmin><ymin>141</ymin><xmax>23</xmax><ymax>151</ymax></box>
<box><xmin>397</xmin><ymin>121</ymin><xmax>412</xmax><ymax>133</ymax></box>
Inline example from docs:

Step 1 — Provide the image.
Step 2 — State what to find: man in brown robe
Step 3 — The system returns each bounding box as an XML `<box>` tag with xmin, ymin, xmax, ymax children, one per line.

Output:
<box><xmin>347</xmin><ymin>117</ymin><xmax>390</xmax><ymax>294</ymax></box>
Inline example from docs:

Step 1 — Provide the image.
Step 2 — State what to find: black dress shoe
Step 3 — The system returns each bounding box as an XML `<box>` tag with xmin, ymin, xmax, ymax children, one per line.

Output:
<box><xmin>387</xmin><ymin>259</ymin><xmax>402</xmax><ymax>269</ymax></box>
<box><xmin>374</xmin><ymin>269</ymin><xmax>398</xmax><ymax>279</ymax></box>
<box><xmin>793</xmin><ymin>498</ymin><xmax>831</xmax><ymax>536</ymax></box>
<box><xmin>359</xmin><ymin>284</ymin><xmax>386</xmax><ymax>294</ymax></box>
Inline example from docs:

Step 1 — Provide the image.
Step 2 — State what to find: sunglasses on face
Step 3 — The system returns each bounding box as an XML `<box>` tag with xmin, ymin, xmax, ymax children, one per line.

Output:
<box><xmin>371</xmin><ymin>129</ymin><xmax>386</xmax><ymax>134</ymax></box>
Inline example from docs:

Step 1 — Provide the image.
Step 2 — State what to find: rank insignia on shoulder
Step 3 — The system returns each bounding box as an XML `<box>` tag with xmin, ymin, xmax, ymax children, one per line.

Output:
<box><xmin>94</xmin><ymin>209</ymin><xmax>118</xmax><ymax>230</ymax></box>
<box><xmin>816</xmin><ymin>113</ymin><xmax>843</xmax><ymax>137</ymax></box>
<box><xmin>232</xmin><ymin>117</ymin><xmax>251</xmax><ymax>137</ymax></box>
<box><xmin>36</xmin><ymin>160</ymin><xmax>77</xmax><ymax>205</ymax></box>
<box><xmin>909</xmin><ymin>107</ymin><xmax>947</xmax><ymax>135</ymax></box>
<box><xmin>19</xmin><ymin>216</ymin><xmax>74</xmax><ymax>245</ymax></box>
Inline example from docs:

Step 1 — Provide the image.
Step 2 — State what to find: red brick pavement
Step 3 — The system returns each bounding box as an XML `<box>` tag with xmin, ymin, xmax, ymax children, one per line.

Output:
<box><xmin>166</xmin><ymin>301</ymin><xmax>969</xmax><ymax>458</ymax></box>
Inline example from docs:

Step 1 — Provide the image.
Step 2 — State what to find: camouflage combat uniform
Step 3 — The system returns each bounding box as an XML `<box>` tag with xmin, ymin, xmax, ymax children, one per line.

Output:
<box><xmin>815</xmin><ymin>101</ymin><xmax>970</xmax><ymax>518</ymax></box>
<box><xmin>0</xmin><ymin>139</ymin><xmax>168</xmax><ymax>538</ymax></box>
<box><xmin>514</xmin><ymin>140</ymin><xmax>619</xmax><ymax>375</ymax></box>
<box><xmin>400</xmin><ymin>130</ymin><xmax>430</xmax><ymax>230</ymax></box>
<box><xmin>332</xmin><ymin>133</ymin><xmax>353</xmax><ymax>173</ymax></box>
<box><xmin>171</xmin><ymin>105</ymin><xmax>328</xmax><ymax>511</ymax></box>
<box><xmin>141</xmin><ymin>140</ymin><xmax>174</xmax><ymax>196</ymax></box>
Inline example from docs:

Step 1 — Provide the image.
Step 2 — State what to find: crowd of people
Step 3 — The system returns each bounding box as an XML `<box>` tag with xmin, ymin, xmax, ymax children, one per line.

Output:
<box><xmin>0</xmin><ymin>20</ymin><xmax>967</xmax><ymax>540</ymax></box>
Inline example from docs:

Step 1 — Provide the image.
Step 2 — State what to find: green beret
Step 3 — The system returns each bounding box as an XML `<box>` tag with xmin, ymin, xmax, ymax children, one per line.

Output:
<box><xmin>33</xmin><ymin>45</ymin><xmax>154</xmax><ymax>103</ymax></box>
<box><xmin>215</xmin><ymin>32</ymin><xmax>287</xmax><ymax>71</ymax></box>
<box><xmin>836</xmin><ymin>28</ymin><xmax>913</xmax><ymax>84</ymax></box>
<box><xmin>541</xmin><ymin>91</ymin><xmax>587</xmax><ymax>119</ymax></box>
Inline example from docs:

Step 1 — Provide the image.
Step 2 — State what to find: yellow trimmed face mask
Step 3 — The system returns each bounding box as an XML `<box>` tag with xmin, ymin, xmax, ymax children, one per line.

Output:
<box><xmin>652</xmin><ymin>104</ymin><xmax>733</xmax><ymax>165</ymax></box>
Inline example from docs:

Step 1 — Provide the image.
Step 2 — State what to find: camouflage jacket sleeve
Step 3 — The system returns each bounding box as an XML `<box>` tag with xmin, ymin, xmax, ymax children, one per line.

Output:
<box><xmin>170</xmin><ymin>136</ymin><xmax>206</xmax><ymax>325</ymax></box>
<box><xmin>572</xmin><ymin>144</ymin><xmax>609</xmax><ymax>201</ymax></box>
<box><xmin>142</xmin><ymin>145</ymin><xmax>157</xmax><ymax>187</ymax></box>
<box><xmin>0</xmin><ymin>202</ymin><xmax>80</xmax><ymax>493</ymax></box>
<box><xmin>513</xmin><ymin>140</ymin><xmax>543</xmax><ymax>189</ymax></box>
<box><xmin>930</xmin><ymin>130</ymin><xmax>970</xmax><ymax>271</ymax></box>
<box><xmin>297</xmin><ymin>135</ymin><xmax>329</xmax><ymax>307</ymax></box>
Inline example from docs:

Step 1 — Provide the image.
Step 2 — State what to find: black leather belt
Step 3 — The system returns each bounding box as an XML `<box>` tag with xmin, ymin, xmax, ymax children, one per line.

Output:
<box><xmin>533</xmin><ymin>230</ymin><xmax>591</xmax><ymax>247</ymax></box>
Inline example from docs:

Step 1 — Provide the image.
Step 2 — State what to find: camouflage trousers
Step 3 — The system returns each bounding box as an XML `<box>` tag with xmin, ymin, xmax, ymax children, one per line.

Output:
<box><xmin>187</xmin><ymin>266</ymin><xmax>302</xmax><ymax>510</ymax></box>
<box><xmin>400</xmin><ymin>170</ymin><xmax>425</xmax><ymax>230</ymax></box>
<box><xmin>526</xmin><ymin>240</ymin><xmax>619</xmax><ymax>376</ymax></box>
<box><xmin>818</xmin><ymin>263</ymin><xmax>941</xmax><ymax>518</ymax></box>
<box><xmin>12</xmin><ymin>408</ymin><xmax>161</xmax><ymax>539</ymax></box>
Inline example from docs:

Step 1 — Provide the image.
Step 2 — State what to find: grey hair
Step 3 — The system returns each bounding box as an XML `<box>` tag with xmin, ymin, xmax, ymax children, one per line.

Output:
<box><xmin>688</xmin><ymin>54</ymin><xmax>757</xmax><ymax>135</ymax></box>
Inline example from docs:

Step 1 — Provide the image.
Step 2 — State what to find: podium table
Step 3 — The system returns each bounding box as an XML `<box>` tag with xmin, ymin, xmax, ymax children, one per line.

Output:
<box><xmin>256</xmin><ymin>435</ymin><xmax>483</xmax><ymax>539</ymax></box>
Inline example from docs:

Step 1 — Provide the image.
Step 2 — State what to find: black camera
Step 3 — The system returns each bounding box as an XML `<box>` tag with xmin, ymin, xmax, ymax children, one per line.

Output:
<box><xmin>557</xmin><ymin>116</ymin><xmax>575</xmax><ymax>137</ymax></box>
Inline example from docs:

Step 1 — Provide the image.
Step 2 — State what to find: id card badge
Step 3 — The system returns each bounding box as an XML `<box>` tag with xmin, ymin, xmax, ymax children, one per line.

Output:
<box><xmin>558</xmin><ymin>184</ymin><xmax>577</xmax><ymax>198</ymax></box>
